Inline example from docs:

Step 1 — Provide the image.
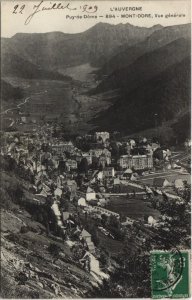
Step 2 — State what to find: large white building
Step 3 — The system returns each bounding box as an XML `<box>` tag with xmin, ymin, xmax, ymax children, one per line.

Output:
<box><xmin>51</xmin><ymin>141</ymin><xmax>74</xmax><ymax>154</ymax></box>
<box><xmin>118</xmin><ymin>154</ymin><xmax>153</xmax><ymax>170</ymax></box>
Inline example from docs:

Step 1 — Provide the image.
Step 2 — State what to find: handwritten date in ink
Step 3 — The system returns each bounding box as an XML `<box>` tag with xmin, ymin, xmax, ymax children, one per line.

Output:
<box><xmin>11</xmin><ymin>1</ymin><xmax>98</xmax><ymax>25</ymax></box>
<box><xmin>80</xmin><ymin>5</ymin><xmax>98</xmax><ymax>13</ymax></box>
<box><xmin>13</xmin><ymin>4</ymin><xmax>25</xmax><ymax>14</ymax></box>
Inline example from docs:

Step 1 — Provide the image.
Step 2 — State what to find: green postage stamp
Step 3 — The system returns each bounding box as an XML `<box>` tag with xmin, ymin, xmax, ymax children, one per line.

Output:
<box><xmin>151</xmin><ymin>250</ymin><xmax>190</xmax><ymax>298</ymax></box>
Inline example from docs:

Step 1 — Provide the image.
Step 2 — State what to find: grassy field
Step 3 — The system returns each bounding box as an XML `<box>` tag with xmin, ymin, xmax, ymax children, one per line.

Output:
<box><xmin>2</xmin><ymin>76</ymin><xmax>113</xmax><ymax>134</ymax></box>
<box><xmin>97</xmin><ymin>231</ymin><xmax>124</xmax><ymax>254</ymax></box>
<box><xmin>107</xmin><ymin>196</ymin><xmax>160</xmax><ymax>221</ymax></box>
<box><xmin>59</xmin><ymin>63</ymin><xmax>98</xmax><ymax>82</ymax></box>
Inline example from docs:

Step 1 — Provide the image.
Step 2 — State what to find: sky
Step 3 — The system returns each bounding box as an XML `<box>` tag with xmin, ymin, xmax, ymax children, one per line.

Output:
<box><xmin>1</xmin><ymin>0</ymin><xmax>191</xmax><ymax>37</ymax></box>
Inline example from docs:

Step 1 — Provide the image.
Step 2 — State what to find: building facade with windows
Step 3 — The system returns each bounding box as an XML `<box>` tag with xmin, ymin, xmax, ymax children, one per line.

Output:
<box><xmin>51</xmin><ymin>141</ymin><xmax>74</xmax><ymax>154</ymax></box>
<box><xmin>119</xmin><ymin>154</ymin><xmax>153</xmax><ymax>170</ymax></box>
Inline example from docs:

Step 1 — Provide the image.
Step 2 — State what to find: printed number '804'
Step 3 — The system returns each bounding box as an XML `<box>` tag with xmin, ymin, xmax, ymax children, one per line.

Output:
<box><xmin>106</xmin><ymin>14</ymin><xmax>115</xmax><ymax>18</ymax></box>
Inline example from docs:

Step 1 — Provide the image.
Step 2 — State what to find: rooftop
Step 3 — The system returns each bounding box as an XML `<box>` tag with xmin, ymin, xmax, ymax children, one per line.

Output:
<box><xmin>86</xmin><ymin>187</ymin><xmax>95</xmax><ymax>193</ymax></box>
<box><xmin>81</xmin><ymin>229</ymin><xmax>91</xmax><ymax>238</ymax></box>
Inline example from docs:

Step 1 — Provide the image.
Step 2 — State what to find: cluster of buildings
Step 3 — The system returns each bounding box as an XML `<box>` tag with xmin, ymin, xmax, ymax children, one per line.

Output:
<box><xmin>1</xmin><ymin>129</ymin><xmax>159</xmax><ymax>208</ymax></box>
<box><xmin>0</xmin><ymin>131</ymin><xmax>171</xmax><ymax>201</ymax></box>
<box><xmin>2</xmin><ymin>127</ymin><xmax>189</xmax><ymax>258</ymax></box>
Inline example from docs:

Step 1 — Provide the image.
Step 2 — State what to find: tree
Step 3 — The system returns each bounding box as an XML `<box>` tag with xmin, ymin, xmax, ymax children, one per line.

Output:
<box><xmin>6</xmin><ymin>156</ymin><xmax>17</xmax><ymax>171</ymax></box>
<box><xmin>110</xmin><ymin>142</ymin><xmax>119</xmax><ymax>158</ymax></box>
<box><xmin>15</xmin><ymin>271</ymin><xmax>28</xmax><ymax>285</ymax></box>
<box><xmin>8</xmin><ymin>184</ymin><xmax>24</xmax><ymax>205</ymax></box>
<box><xmin>99</xmin><ymin>250</ymin><xmax>109</xmax><ymax>270</ymax></box>
<box><xmin>41</xmin><ymin>143</ymin><xmax>49</xmax><ymax>152</ymax></box>
<box><xmin>153</xmin><ymin>148</ymin><xmax>163</xmax><ymax>160</ymax></box>
<box><xmin>48</xmin><ymin>243</ymin><xmax>61</xmax><ymax>262</ymax></box>
<box><xmin>72</xmin><ymin>243</ymin><xmax>84</xmax><ymax>260</ymax></box>
<box><xmin>101</xmin><ymin>214</ymin><xmax>108</xmax><ymax>227</ymax></box>
<box><xmin>60</xmin><ymin>195</ymin><xmax>69</xmax><ymax>211</ymax></box>
<box><xmin>99</xmin><ymin>164</ymin><xmax>103</xmax><ymax>171</ymax></box>
<box><xmin>28</xmin><ymin>143</ymin><xmax>35</xmax><ymax>153</ymax></box>
<box><xmin>151</xmin><ymin>186</ymin><xmax>191</xmax><ymax>248</ymax></box>
<box><xmin>58</xmin><ymin>161</ymin><xmax>66</xmax><ymax>173</ymax></box>
<box><xmin>0</xmin><ymin>187</ymin><xmax>13</xmax><ymax>210</ymax></box>
<box><xmin>120</xmin><ymin>213</ymin><xmax>126</xmax><ymax>223</ymax></box>
<box><xmin>78</xmin><ymin>158</ymin><xmax>88</xmax><ymax>175</ymax></box>
<box><xmin>91</xmin><ymin>156</ymin><xmax>99</xmax><ymax>169</ymax></box>
<box><xmin>90</xmin><ymin>229</ymin><xmax>100</xmax><ymax>247</ymax></box>
<box><xmin>76</xmin><ymin>174</ymin><xmax>83</xmax><ymax>187</ymax></box>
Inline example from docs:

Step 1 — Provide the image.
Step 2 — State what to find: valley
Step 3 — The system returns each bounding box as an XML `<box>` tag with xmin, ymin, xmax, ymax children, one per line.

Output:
<box><xmin>1</xmin><ymin>74</ymin><xmax>114</xmax><ymax>134</ymax></box>
<box><xmin>1</xmin><ymin>22</ymin><xmax>190</xmax><ymax>142</ymax></box>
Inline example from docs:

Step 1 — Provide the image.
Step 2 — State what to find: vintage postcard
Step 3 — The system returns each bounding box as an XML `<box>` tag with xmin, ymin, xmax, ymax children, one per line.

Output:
<box><xmin>0</xmin><ymin>0</ymin><xmax>191</xmax><ymax>298</ymax></box>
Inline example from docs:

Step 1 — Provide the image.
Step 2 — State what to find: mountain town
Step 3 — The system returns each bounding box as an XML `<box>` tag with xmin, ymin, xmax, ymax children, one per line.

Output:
<box><xmin>1</xmin><ymin>124</ymin><xmax>191</xmax><ymax>297</ymax></box>
<box><xmin>1</xmin><ymin>6</ymin><xmax>191</xmax><ymax>298</ymax></box>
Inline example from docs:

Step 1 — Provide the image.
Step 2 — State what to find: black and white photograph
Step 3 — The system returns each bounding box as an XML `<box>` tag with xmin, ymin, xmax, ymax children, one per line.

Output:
<box><xmin>1</xmin><ymin>0</ymin><xmax>191</xmax><ymax>298</ymax></box>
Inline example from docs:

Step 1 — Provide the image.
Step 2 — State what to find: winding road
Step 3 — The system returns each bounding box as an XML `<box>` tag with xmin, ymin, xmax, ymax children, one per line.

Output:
<box><xmin>1</xmin><ymin>90</ymin><xmax>49</xmax><ymax>116</ymax></box>
<box><xmin>1</xmin><ymin>90</ymin><xmax>49</xmax><ymax>129</ymax></box>
<box><xmin>0</xmin><ymin>97</ymin><xmax>31</xmax><ymax>115</ymax></box>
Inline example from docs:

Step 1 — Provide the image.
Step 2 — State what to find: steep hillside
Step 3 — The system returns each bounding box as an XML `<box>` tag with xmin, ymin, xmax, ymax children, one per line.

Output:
<box><xmin>171</xmin><ymin>111</ymin><xmax>191</xmax><ymax>143</ymax></box>
<box><xmin>94</xmin><ymin>38</ymin><xmax>190</xmax><ymax>94</ymax></box>
<box><xmin>98</xmin><ymin>23</ymin><xmax>190</xmax><ymax>76</ymax></box>
<box><xmin>92</xmin><ymin>57</ymin><xmax>191</xmax><ymax>139</ymax></box>
<box><xmin>1</xmin><ymin>22</ymin><xmax>162</xmax><ymax>71</ymax></box>
<box><xmin>1</xmin><ymin>52</ymin><xmax>71</xmax><ymax>81</ymax></box>
<box><xmin>1</xmin><ymin>80</ymin><xmax>23</xmax><ymax>102</ymax></box>
<box><xmin>0</xmin><ymin>171</ymin><xmax>98</xmax><ymax>298</ymax></box>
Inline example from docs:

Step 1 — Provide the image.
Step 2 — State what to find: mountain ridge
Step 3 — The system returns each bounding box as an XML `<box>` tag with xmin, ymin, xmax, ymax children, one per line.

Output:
<box><xmin>2</xmin><ymin>52</ymin><xmax>72</xmax><ymax>81</ymax></box>
<box><xmin>93</xmin><ymin>37</ymin><xmax>190</xmax><ymax>95</ymax></box>
<box><xmin>97</xmin><ymin>23</ymin><xmax>191</xmax><ymax>76</ymax></box>
<box><xmin>91</xmin><ymin>56</ymin><xmax>190</xmax><ymax>142</ymax></box>
<box><xmin>1</xmin><ymin>22</ymin><xmax>163</xmax><ymax>70</ymax></box>
<box><xmin>8</xmin><ymin>22</ymin><xmax>163</xmax><ymax>39</ymax></box>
